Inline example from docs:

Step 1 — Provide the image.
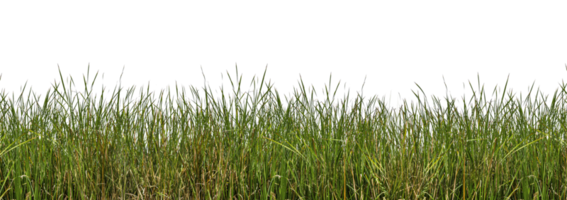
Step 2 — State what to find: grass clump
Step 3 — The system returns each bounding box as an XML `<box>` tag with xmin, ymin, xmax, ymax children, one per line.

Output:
<box><xmin>0</xmin><ymin>65</ymin><xmax>566</xmax><ymax>199</ymax></box>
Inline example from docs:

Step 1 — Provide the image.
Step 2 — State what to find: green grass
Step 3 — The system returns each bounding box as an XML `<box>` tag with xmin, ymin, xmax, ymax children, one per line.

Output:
<box><xmin>0</xmin><ymin>65</ymin><xmax>566</xmax><ymax>199</ymax></box>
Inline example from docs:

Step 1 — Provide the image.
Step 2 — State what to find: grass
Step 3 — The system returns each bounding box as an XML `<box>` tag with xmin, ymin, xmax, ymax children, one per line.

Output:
<box><xmin>0</xmin><ymin>65</ymin><xmax>566</xmax><ymax>199</ymax></box>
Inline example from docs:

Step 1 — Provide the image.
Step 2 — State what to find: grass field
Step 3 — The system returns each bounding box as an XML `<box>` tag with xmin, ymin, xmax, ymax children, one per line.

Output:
<box><xmin>0</xmin><ymin>66</ymin><xmax>566</xmax><ymax>199</ymax></box>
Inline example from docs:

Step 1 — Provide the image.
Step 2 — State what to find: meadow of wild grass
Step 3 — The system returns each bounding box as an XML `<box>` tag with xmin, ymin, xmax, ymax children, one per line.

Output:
<box><xmin>0</xmin><ymin>66</ymin><xmax>566</xmax><ymax>199</ymax></box>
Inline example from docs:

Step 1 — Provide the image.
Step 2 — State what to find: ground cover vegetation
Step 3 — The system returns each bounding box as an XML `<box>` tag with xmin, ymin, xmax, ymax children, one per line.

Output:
<box><xmin>0</xmin><ymin>65</ymin><xmax>566</xmax><ymax>199</ymax></box>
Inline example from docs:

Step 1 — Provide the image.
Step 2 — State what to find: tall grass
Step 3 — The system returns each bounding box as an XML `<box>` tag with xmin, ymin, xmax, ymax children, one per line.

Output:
<box><xmin>0</xmin><ymin>65</ymin><xmax>566</xmax><ymax>199</ymax></box>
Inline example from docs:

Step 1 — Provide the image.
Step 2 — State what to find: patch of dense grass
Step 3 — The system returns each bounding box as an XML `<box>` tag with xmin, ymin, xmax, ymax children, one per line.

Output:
<box><xmin>1</xmin><ymin>66</ymin><xmax>566</xmax><ymax>199</ymax></box>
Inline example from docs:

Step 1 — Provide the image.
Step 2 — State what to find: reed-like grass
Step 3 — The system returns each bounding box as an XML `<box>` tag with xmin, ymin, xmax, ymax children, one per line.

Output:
<box><xmin>0</xmin><ymin>65</ymin><xmax>566</xmax><ymax>199</ymax></box>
